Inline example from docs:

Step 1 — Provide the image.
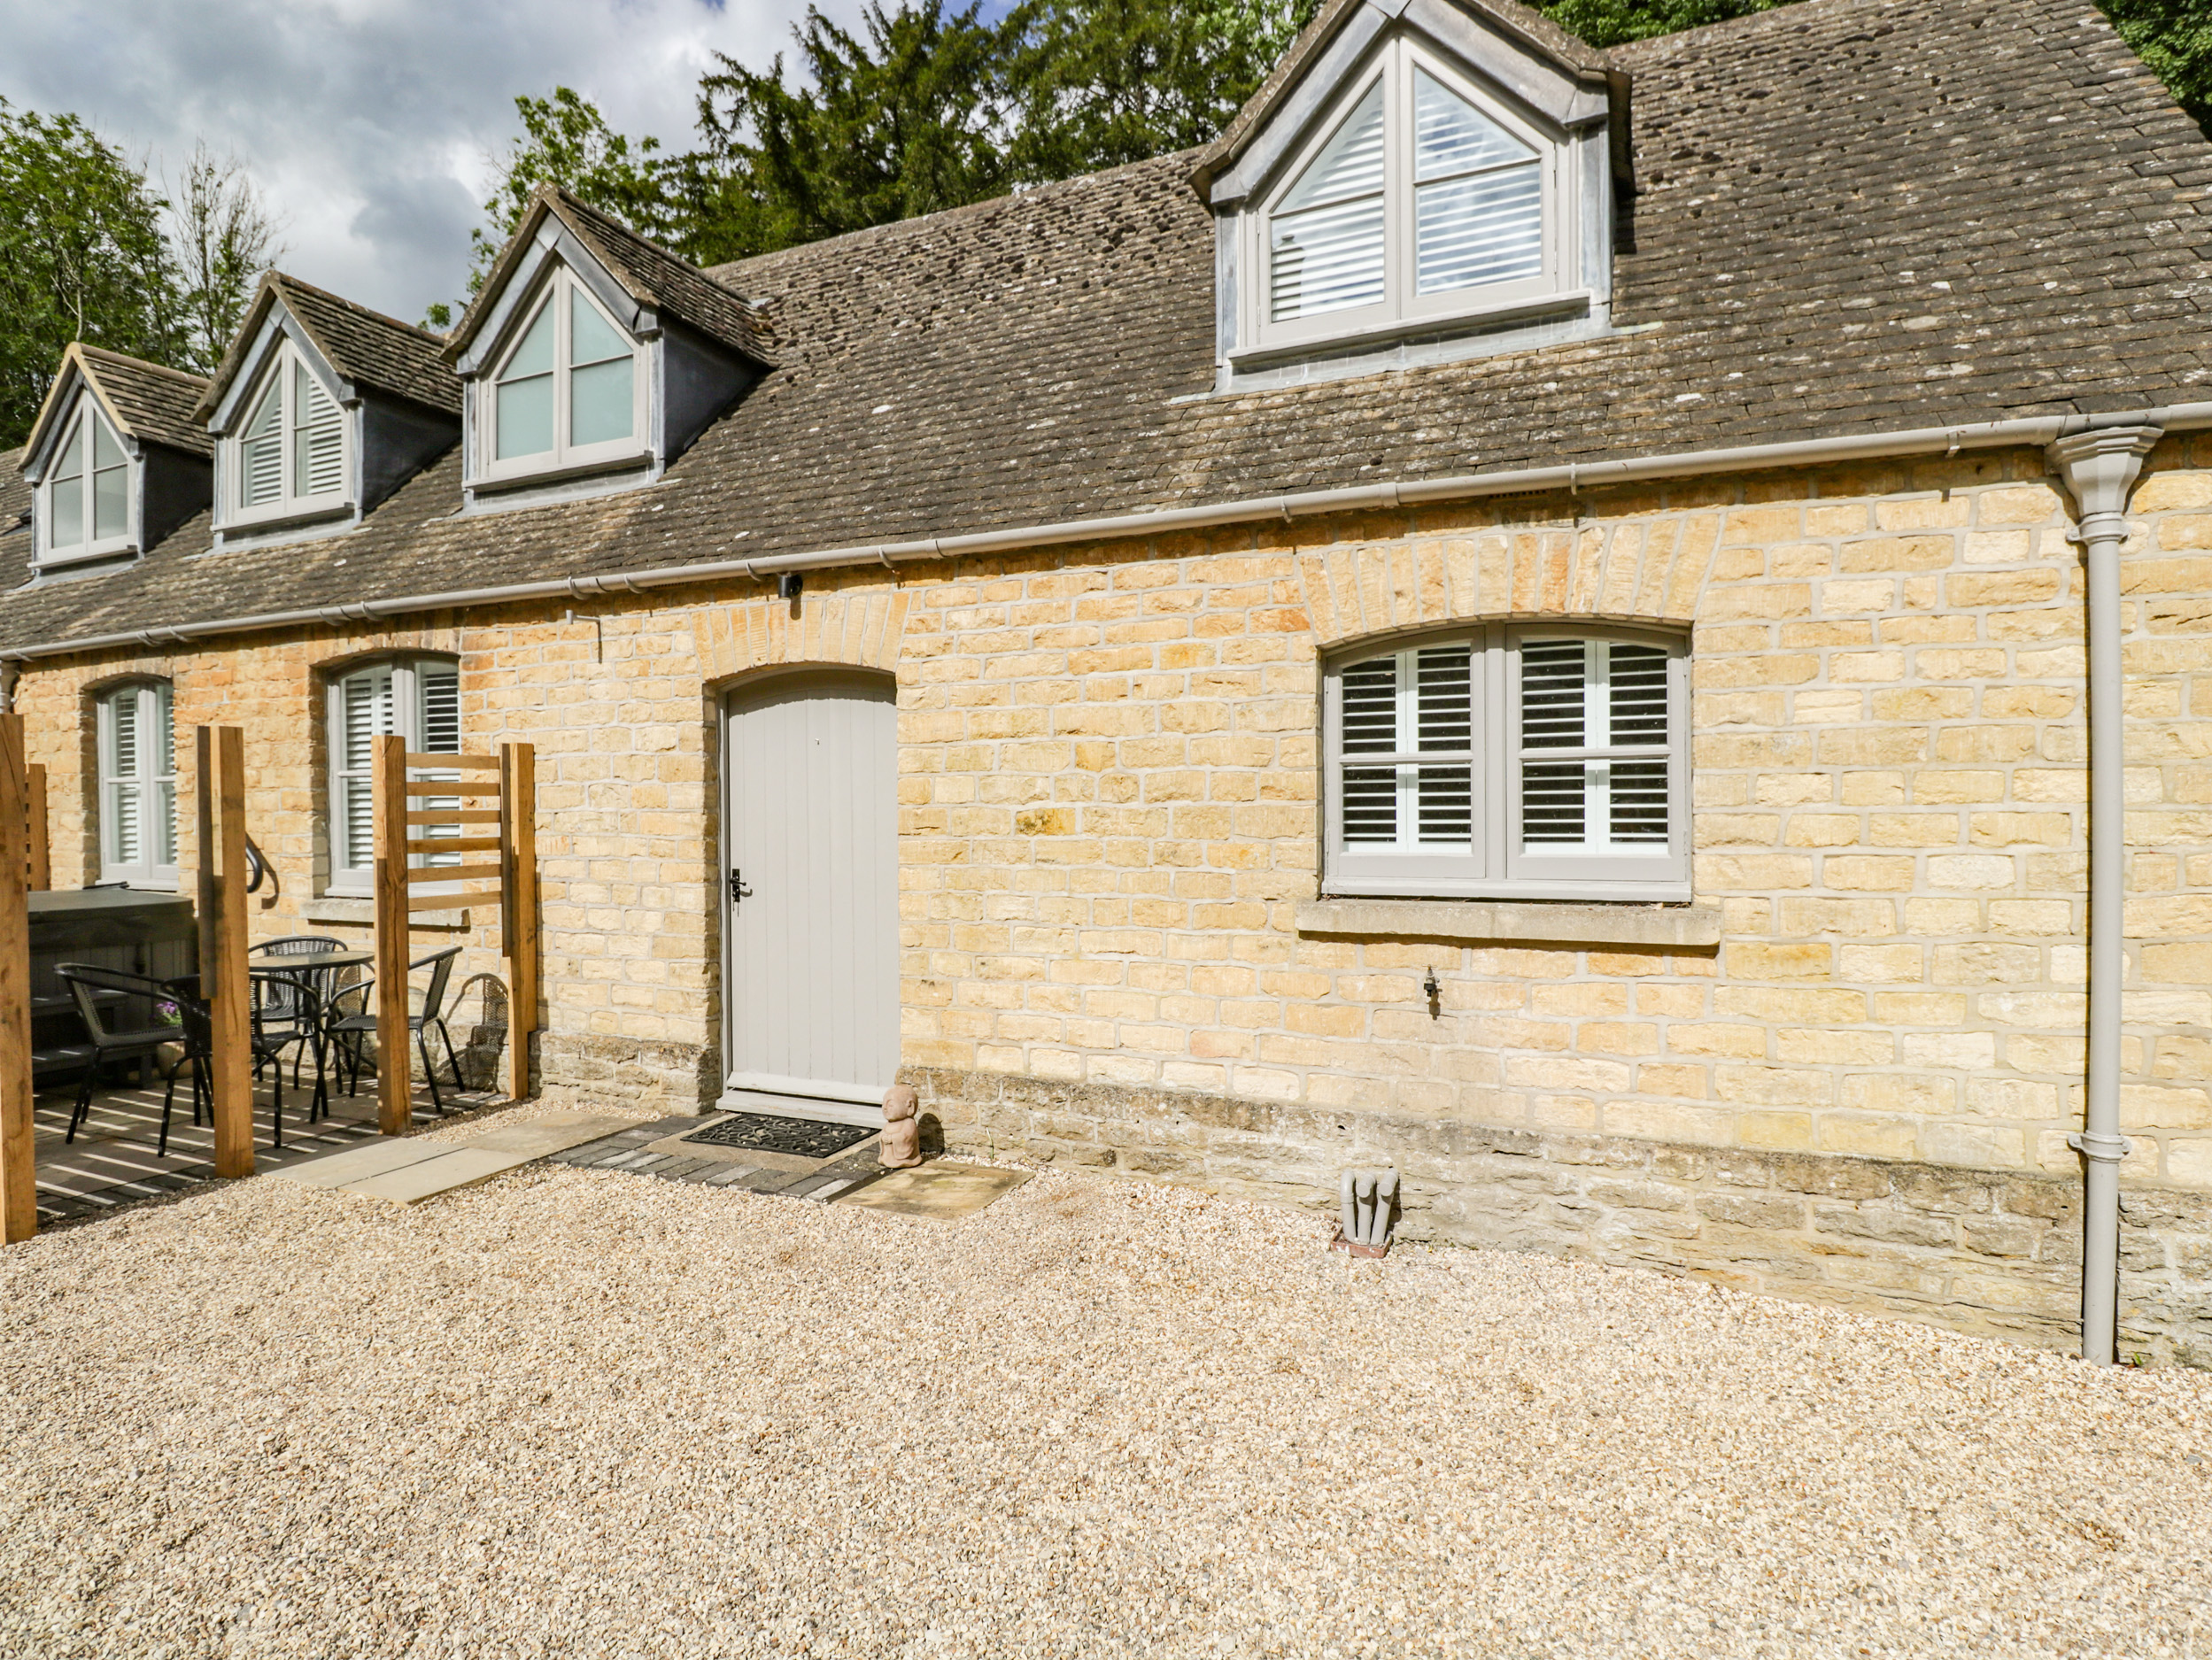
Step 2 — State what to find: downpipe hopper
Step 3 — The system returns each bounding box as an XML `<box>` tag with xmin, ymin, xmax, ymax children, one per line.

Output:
<box><xmin>1334</xmin><ymin>1169</ymin><xmax>1400</xmax><ymax>1259</ymax></box>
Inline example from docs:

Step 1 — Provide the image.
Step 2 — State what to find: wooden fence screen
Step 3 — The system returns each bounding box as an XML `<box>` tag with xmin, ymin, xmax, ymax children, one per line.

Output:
<box><xmin>371</xmin><ymin>737</ymin><xmax>538</xmax><ymax>1134</ymax></box>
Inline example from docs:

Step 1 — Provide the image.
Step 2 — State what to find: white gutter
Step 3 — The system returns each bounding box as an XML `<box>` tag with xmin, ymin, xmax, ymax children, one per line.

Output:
<box><xmin>10</xmin><ymin>402</ymin><xmax>2212</xmax><ymax>665</ymax></box>
<box><xmin>2050</xmin><ymin>427</ymin><xmax>2162</xmax><ymax>1366</ymax></box>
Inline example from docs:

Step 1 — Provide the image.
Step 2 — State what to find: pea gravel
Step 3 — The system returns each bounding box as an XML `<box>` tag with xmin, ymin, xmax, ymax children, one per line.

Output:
<box><xmin>2</xmin><ymin>1108</ymin><xmax>2208</xmax><ymax>1659</ymax></box>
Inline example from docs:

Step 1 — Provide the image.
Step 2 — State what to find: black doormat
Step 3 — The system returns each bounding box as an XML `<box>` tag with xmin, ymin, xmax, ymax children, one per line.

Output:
<box><xmin>678</xmin><ymin>1113</ymin><xmax>877</xmax><ymax>1160</ymax></box>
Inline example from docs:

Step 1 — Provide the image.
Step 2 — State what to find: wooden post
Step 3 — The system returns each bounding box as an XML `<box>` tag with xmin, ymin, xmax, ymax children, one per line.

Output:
<box><xmin>25</xmin><ymin>763</ymin><xmax>48</xmax><ymax>892</ymax></box>
<box><xmin>501</xmin><ymin>743</ymin><xmax>538</xmax><ymax>1101</ymax></box>
<box><xmin>0</xmin><ymin>714</ymin><xmax>35</xmax><ymax>1242</ymax></box>
<box><xmin>197</xmin><ymin>727</ymin><xmax>252</xmax><ymax>1178</ymax></box>
<box><xmin>372</xmin><ymin>733</ymin><xmax>411</xmax><ymax>1135</ymax></box>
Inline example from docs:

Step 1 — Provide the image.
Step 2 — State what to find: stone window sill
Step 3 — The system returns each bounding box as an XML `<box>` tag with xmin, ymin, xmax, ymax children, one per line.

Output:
<box><xmin>1294</xmin><ymin>897</ymin><xmax>1721</xmax><ymax>949</ymax></box>
<box><xmin>304</xmin><ymin>897</ymin><xmax>472</xmax><ymax>931</ymax></box>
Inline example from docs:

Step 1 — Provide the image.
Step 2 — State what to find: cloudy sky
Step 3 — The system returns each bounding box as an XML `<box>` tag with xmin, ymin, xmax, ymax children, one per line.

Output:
<box><xmin>0</xmin><ymin>0</ymin><xmax>867</xmax><ymax>325</ymax></box>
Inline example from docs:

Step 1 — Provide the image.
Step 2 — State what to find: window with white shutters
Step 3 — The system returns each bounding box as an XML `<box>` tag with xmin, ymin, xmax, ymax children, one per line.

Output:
<box><xmin>97</xmin><ymin>681</ymin><xmax>177</xmax><ymax>888</ymax></box>
<box><xmin>227</xmin><ymin>342</ymin><xmax>348</xmax><ymax>522</ymax></box>
<box><xmin>1250</xmin><ymin>38</ymin><xmax>1560</xmax><ymax>354</ymax></box>
<box><xmin>1324</xmin><ymin>626</ymin><xmax>1687</xmax><ymax>900</ymax></box>
<box><xmin>327</xmin><ymin>657</ymin><xmax>462</xmax><ymax>894</ymax></box>
<box><xmin>41</xmin><ymin>398</ymin><xmax>133</xmax><ymax>563</ymax></box>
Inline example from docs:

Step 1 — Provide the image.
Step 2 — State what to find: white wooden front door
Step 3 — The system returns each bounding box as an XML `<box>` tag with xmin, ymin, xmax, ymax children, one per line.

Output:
<box><xmin>722</xmin><ymin>670</ymin><xmax>900</xmax><ymax>1116</ymax></box>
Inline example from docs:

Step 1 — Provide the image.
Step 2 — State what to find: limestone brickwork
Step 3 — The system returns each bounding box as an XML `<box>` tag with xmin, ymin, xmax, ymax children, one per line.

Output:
<box><xmin>15</xmin><ymin>437</ymin><xmax>2212</xmax><ymax>1362</ymax></box>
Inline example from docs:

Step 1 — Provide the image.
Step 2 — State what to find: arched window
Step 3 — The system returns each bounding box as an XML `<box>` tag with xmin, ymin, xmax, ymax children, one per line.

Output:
<box><xmin>483</xmin><ymin>266</ymin><xmax>639</xmax><ymax>479</ymax></box>
<box><xmin>1323</xmin><ymin>625</ymin><xmax>1689</xmax><ymax>900</ymax></box>
<box><xmin>326</xmin><ymin>656</ymin><xmax>460</xmax><ymax>895</ymax></box>
<box><xmin>1247</xmin><ymin>36</ymin><xmax>1570</xmax><ymax>355</ymax></box>
<box><xmin>96</xmin><ymin>681</ymin><xmax>177</xmax><ymax>888</ymax></box>
<box><xmin>43</xmin><ymin>398</ymin><xmax>132</xmax><ymax>564</ymax></box>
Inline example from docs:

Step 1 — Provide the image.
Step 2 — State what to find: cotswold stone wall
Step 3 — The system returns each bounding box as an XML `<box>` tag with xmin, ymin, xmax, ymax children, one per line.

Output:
<box><xmin>13</xmin><ymin>436</ymin><xmax>2212</xmax><ymax>1360</ymax></box>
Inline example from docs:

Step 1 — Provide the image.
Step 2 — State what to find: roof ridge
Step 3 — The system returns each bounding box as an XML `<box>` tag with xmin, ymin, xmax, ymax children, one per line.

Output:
<box><xmin>706</xmin><ymin>149</ymin><xmax>1201</xmax><ymax>287</ymax></box>
<box><xmin>68</xmin><ymin>342</ymin><xmax>209</xmax><ymax>389</ymax></box>
<box><xmin>267</xmin><ymin>269</ymin><xmax>448</xmax><ymax>344</ymax></box>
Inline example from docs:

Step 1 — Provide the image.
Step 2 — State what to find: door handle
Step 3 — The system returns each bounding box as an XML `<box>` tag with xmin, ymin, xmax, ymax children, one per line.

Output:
<box><xmin>729</xmin><ymin>868</ymin><xmax>753</xmax><ymax>907</ymax></box>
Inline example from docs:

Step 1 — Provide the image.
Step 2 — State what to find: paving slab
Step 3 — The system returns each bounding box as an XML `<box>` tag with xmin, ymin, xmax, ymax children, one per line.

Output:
<box><xmin>464</xmin><ymin>1113</ymin><xmax>639</xmax><ymax>1157</ymax></box>
<box><xmin>266</xmin><ymin>1139</ymin><xmax>453</xmax><ymax>1190</ymax></box>
<box><xmin>834</xmin><ymin>1162</ymin><xmax>1032</xmax><ymax>1221</ymax></box>
<box><xmin>340</xmin><ymin>1147</ymin><xmax>538</xmax><ymax>1205</ymax></box>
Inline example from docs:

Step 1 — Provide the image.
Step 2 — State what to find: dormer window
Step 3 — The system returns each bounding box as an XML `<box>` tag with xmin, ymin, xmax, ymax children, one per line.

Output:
<box><xmin>228</xmin><ymin>343</ymin><xmax>347</xmax><ymax>524</ymax></box>
<box><xmin>484</xmin><ymin>267</ymin><xmax>640</xmax><ymax>478</ymax></box>
<box><xmin>1251</xmin><ymin>39</ymin><xmax>1566</xmax><ymax>354</ymax></box>
<box><xmin>43</xmin><ymin>399</ymin><xmax>131</xmax><ymax>563</ymax></box>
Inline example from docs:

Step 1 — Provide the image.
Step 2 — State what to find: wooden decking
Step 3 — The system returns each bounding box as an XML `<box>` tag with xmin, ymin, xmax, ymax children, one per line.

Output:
<box><xmin>29</xmin><ymin>1071</ymin><xmax>502</xmax><ymax>1228</ymax></box>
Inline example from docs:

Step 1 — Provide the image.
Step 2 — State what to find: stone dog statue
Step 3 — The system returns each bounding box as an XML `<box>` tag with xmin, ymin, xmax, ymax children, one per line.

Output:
<box><xmin>879</xmin><ymin>1085</ymin><xmax>923</xmax><ymax>1168</ymax></box>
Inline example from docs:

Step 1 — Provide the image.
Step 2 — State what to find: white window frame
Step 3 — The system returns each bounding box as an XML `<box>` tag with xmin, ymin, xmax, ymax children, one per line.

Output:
<box><xmin>95</xmin><ymin>680</ymin><xmax>177</xmax><ymax>890</ymax></box>
<box><xmin>222</xmin><ymin>339</ymin><xmax>351</xmax><ymax>529</ymax></box>
<box><xmin>477</xmin><ymin>265</ymin><xmax>646</xmax><ymax>484</ymax></box>
<box><xmin>41</xmin><ymin>396</ymin><xmax>134</xmax><ymax>567</ymax></box>
<box><xmin>325</xmin><ymin>656</ymin><xmax>462</xmax><ymax>897</ymax></box>
<box><xmin>1243</xmin><ymin>36</ymin><xmax>1568</xmax><ymax>357</ymax></box>
<box><xmin>1322</xmin><ymin>623</ymin><xmax>1689</xmax><ymax>902</ymax></box>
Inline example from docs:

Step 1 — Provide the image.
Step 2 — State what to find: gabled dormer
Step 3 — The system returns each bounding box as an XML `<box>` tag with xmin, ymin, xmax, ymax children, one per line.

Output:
<box><xmin>196</xmin><ymin>274</ymin><xmax>460</xmax><ymax>549</ymax></box>
<box><xmin>20</xmin><ymin>344</ymin><xmax>212</xmax><ymax>575</ymax></box>
<box><xmin>444</xmin><ymin>187</ymin><xmax>772</xmax><ymax>513</ymax></box>
<box><xmin>1190</xmin><ymin>0</ymin><xmax>1624</xmax><ymax>390</ymax></box>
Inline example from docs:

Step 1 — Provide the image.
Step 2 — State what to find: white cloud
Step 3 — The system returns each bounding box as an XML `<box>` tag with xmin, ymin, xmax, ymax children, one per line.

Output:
<box><xmin>0</xmin><ymin>0</ymin><xmax>854</xmax><ymax>325</ymax></box>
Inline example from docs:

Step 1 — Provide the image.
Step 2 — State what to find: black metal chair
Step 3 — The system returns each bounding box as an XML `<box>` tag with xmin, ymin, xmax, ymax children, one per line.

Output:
<box><xmin>157</xmin><ymin>977</ymin><xmax>214</xmax><ymax>1157</ymax></box>
<box><xmin>247</xmin><ymin>935</ymin><xmax>344</xmax><ymax>1093</ymax></box>
<box><xmin>55</xmin><ymin>964</ymin><xmax>205</xmax><ymax>1155</ymax></box>
<box><xmin>329</xmin><ymin>946</ymin><xmax>467</xmax><ymax>1115</ymax></box>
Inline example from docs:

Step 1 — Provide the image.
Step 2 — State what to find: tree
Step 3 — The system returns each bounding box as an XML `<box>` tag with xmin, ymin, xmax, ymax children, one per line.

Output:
<box><xmin>2101</xmin><ymin>0</ymin><xmax>2212</xmax><ymax>131</ymax></box>
<box><xmin>1003</xmin><ymin>0</ymin><xmax>1319</xmax><ymax>180</ymax></box>
<box><xmin>1526</xmin><ymin>0</ymin><xmax>1778</xmax><ymax>48</ymax></box>
<box><xmin>459</xmin><ymin>87</ymin><xmax>685</xmax><ymax>306</ymax></box>
<box><xmin>0</xmin><ymin>99</ymin><xmax>185</xmax><ymax>450</ymax></box>
<box><xmin>688</xmin><ymin>0</ymin><xmax>1020</xmax><ymax>262</ymax></box>
<box><xmin>167</xmin><ymin>143</ymin><xmax>285</xmax><ymax>374</ymax></box>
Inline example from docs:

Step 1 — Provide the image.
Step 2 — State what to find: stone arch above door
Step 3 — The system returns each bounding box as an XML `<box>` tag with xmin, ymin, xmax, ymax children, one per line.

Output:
<box><xmin>692</xmin><ymin>585</ymin><xmax>910</xmax><ymax>683</ymax></box>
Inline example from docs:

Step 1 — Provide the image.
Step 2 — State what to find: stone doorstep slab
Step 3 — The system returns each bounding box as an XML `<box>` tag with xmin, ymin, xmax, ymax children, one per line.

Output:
<box><xmin>341</xmin><ymin>1147</ymin><xmax>539</xmax><ymax>1205</ymax></box>
<box><xmin>275</xmin><ymin>1112</ymin><xmax>638</xmax><ymax>1201</ymax></box>
<box><xmin>463</xmin><ymin>1112</ymin><xmax>642</xmax><ymax>1157</ymax></box>
<box><xmin>267</xmin><ymin>1139</ymin><xmax>453</xmax><ymax>1190</ymax></box>
<box><xmin>834</xmin><ymin>1162</ymin><xmax>1032</xmax><ymax>1221</ymax></box>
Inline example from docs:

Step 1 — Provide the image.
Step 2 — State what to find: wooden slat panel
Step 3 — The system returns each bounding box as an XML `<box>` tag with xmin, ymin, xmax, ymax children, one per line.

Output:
<box><xmin>406</xmin><ymin>835</ymin><xmax>500</xmax><ymax>855</ymax></box>
<box><xmin>406</xmin><ymin>753</ymin><xmax>501</xmax><ymax>770</ymax></box>
<box><xmin>374</xmin><ymin>734</ymin><xmax>412</xmax><ymax>1135</ymax></box>
<box><xmin>410</xmin><ymin>887</ymin><xmax>502</xmax><ymax>913</ymax></box>
<box><xmin>25</xmin><ymin>762</ymin><xmax>48</xmax><ymax>892</ymax></box>
<box><xmin>0</xmin><ymin>714</ymin><xmax>34</xmax><ymax>1242</ymax></box>
<box><xmin>403</xmin><ymin>780</ymin><xmax>499</xmax><ymax>798</ymax></box>
<box><xmin>407</xmin><ymin>809</ymin><xmax>502</xmax><ymax>826</ymax></box>
<box><xmin>406</xmin><ymin>862</ymin><xmax>504</xmax><ymax>886</ymax></box>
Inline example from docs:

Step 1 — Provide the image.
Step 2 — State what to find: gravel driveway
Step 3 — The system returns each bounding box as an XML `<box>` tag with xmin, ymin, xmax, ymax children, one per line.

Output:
<box><xmin>1</xmin><ymin>1110</ymin><xmax>2208</xmax><ymax>1658</ymax></box>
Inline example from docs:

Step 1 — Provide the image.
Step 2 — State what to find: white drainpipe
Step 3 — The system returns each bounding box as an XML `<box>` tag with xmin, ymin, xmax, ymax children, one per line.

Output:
<box><xmin>2049</xmin><ymin>427</ymin><xmax>2162</xmax><ymax>1365</ymax></box>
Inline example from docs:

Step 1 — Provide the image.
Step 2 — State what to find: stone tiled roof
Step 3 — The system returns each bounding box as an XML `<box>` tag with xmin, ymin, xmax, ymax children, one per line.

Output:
<box><xmin>0</xmin><ymin>448</ymin><xmax>29</xmax><ymax>562</ymax></box>
<box><xmin>4</xmin><ymin>0</ymin><xmax>2210</xmax><ymax>655</ymax></box>
<box><xmin>448</xmin><ymin>187</ymin><xmax>774</xmax><ymax>368</ymax></box>
<box><xmin>198</xmin><ymin>272</ymin><xmax>460</xmax><ymax>421</ymax></box>
<box><xmin>23</xmin><ymin>345</ymin><xmax>213</xmax><ymax>465</ymax></box>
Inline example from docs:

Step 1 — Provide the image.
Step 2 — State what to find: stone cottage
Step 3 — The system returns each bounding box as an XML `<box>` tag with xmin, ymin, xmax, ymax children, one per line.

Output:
<box><xmin>5</xmin><ymin>0</ymin><xmax>2212</xmax><ymax>1365</ymax></box>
